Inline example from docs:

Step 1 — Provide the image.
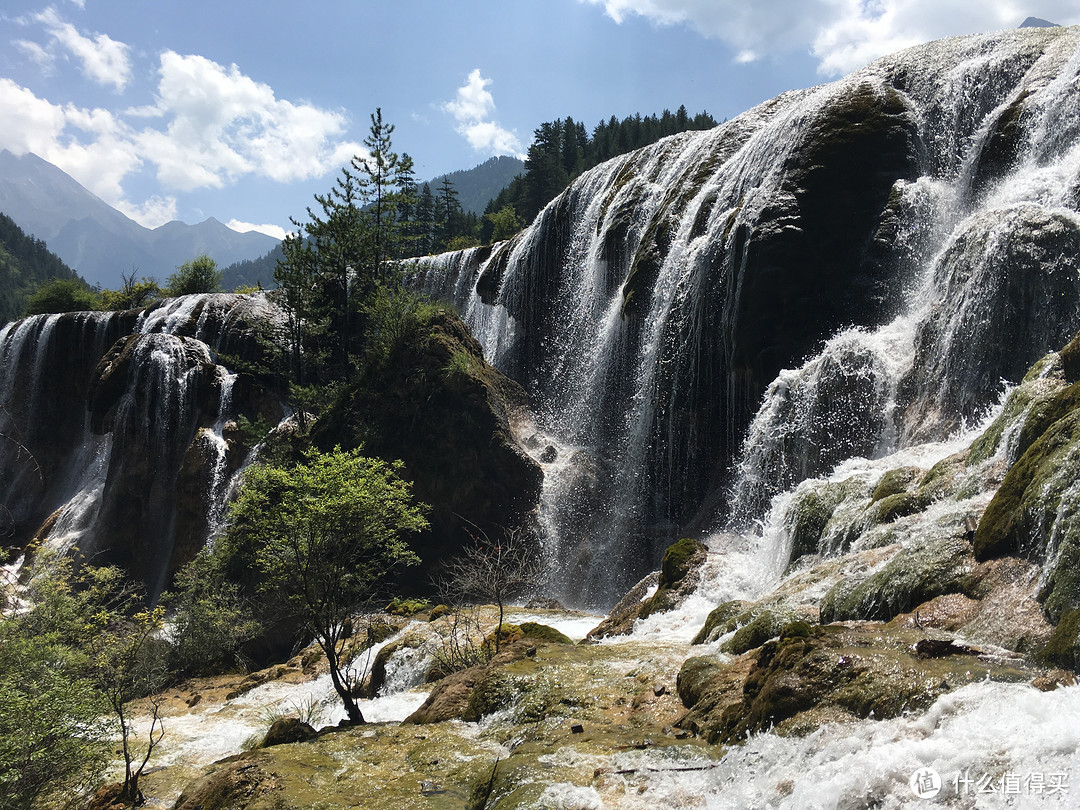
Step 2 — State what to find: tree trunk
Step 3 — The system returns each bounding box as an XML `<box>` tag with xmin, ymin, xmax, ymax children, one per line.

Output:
<box><xmin>324</xmin><ymin>641</ymin><xmax>365</xmax><ymax>725</ymax></box>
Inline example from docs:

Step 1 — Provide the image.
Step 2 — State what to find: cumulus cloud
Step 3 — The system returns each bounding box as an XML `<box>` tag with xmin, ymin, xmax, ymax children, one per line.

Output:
<box><xmin>579</xmin><ymin>0</ymin><xmax>1080</xmax><ymax>75</ymax></box>
<box><xmin>115</xmin><ymin>196</ymin><xmax>178</xmax><ymax>229</ymax></box>
<box><xmin>134</xmin><ymin>51</ymin><xmax>364</xmax><ymax>191</ymax></box>
<box><xmin>442</xmin><ymin>69</ymin><xmax>524</xmax><ymax>158</ymax></box>
<box><xmin>226</xmin><ymin>219</ymin><xmax>288</xmax><ymax>240</ymax></box>
<box><xmin>36</xmin><ymin>7</ymin><xmax>132</xmax><ymax>90</ymax></box>
<box><xmin>0</xmin><ymin>49</ymin><xmax>365</xmax><ymax>227</ymax></box>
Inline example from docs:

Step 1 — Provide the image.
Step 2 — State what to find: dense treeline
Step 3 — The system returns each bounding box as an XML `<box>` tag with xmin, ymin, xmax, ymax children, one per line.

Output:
<box><xmin>482</xmin><ymin>105</ymin><xmax>719</xmax><ymax>235</ymax></box>
<box><xmin>0</xmin><ymin>212</ymin><xmax>83</xmax><ymax>324</ymax></box>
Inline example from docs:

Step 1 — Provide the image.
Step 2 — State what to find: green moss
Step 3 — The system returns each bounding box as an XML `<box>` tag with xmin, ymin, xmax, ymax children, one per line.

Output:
<box><xmin>820</xmin><ymin>535</ymin><xmax>973</xmax><ymax>623</ymax></box>
<box><xmin>691</xmin><ymin>600</ymin><xmax>749</xmax><ymax>645</ymax></box>
<box><xmin>975</xmin><ymin>408</ymin><xmax>1080</xmax><ymax>561</ymax></box>
<box><xmin>871</xmin><ymin>467</ymin><xmax>919</xmax><ymax>503</ymax></box>
<box><xmin>640</xmin><ymin>538</ymin><xmax>706</xmax><ymax>618</ymax></box>
<box><xmin>385</xmin><ymin>597</ymin><xmax>433</xmax><ymax>617</ymax></box>
<box><xmin>788</xmin><ymin>476</ymin><xmax>875</xmax><ymax>558</ymax></box>
<box><xmin>1015</xmin><ymin>381</ymin><xmax>1080</xmax><ymax>459</ymax></box>
<box><xmin>659</xmin><ymin>537</ymin><xmax>704</xmax><ymax>586</ymax></box>
<box><xmin>868</xmin><ymin>490</ymin><xmax>931</xmax><ymax>526</ymax></box>
<box><xmin>721</xmin><ymin>608</ymin><xmax>803</xmax><ymax>655</ymax></box>
<box><xmin>916</xmin><ymin>452</ymin><xmax>966</xmax><ymax>501</ymax></box>
<box><xmin>1038</xmin><ymin>608</ymin><xmax>1080</xmax><ymax>671</ymax></box>
<box><xmin>428</xmin><ymin>604</ymin><xmax>451</xmax><ymax>621</ymax></box>
<box><xmin>517</xmin><ymin>622</ymin><xmax>573</xmax><ymax>645</ymax></box>
<box><xmin>786</xmin><ymin>487</ymin><xmax>841</xmax><ymax>560</ymax></box>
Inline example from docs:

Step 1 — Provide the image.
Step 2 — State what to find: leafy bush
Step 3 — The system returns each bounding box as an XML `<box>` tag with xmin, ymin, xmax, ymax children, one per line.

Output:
<box><xmin>167</xmin><ymin>254</ymin><xmax>223</xmax><ymax>296</ymax></box>
<box><xmin>164</xmin><ymin>546</ymin><xmax>262</xmax><ymax>678</ymax></box>
<box><xmin>23</xmin><ymin>278</ymin><xmax>100</xmax><ymax>314</ymax></box>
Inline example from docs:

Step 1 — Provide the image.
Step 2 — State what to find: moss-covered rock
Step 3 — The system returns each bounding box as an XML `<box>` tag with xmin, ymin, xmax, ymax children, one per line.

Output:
<box><xmin>261</xmin><ymin>717</ymin><xmax>317</xmax><ymax>748</ymax></box>
<box><xmin>311</xmin><ymin>307</ymin><xmax>543</xmax><ymax>590</ymax></box>
<box><xmin>691</xmin><ymin>599</ymin><xmax>752</xmax><ymax>645</ymax></box>
<box><xmin>517</xmin><ymin>622</ymin><xmax>573</xmax><ymax>645</ymax></box>
<box><xmin>639</xmin><ymin>537</ymin><xmax>708</xmax><ymax>618</ymax></box>
<box><xmin>1038</xmin><ymin>607</ymin><xmax>1080</xmax><ymax>672</ymax></box>
<box><xmin>720</xmin><ymin>608</ymin><xmax>818</xmax><ymax>655</ymax></box>
<box><xmin>784</xmin><ymin>480</ymin><xmax>868</xmax><ymax>560</ymax></box>
<box><xmin>682</xmin><ymin>623</ymin><xmax>1032</xmax><ymax>744</ymax></box>
<box><xmin>975</xmin><ymin>409</ymin><xmax>1080</xmax><ymax>561</ymax></box>
<box><xmin>870</xmin><ymin>467</ymin><xmax>921</xmax><ymax>503</ymax></box>
<box><xmin>820</xmin><ymin>534</ymin><xmax>974</xmax><ymax>623</ymax></box>
<box><xmin>385</xmin><ymin>597</ymin><xmax>432</xmax><ymax>617</ymax></box>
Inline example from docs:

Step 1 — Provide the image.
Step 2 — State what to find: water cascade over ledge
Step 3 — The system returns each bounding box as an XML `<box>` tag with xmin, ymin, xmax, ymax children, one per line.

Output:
<box><xmin>0</xmin><ymin>294</ymin><xmax>285</xmax><ymax>598</ymax></box>
<box><xmin>407</xmin><ymin>26</ymin><xmax>1080</xmax><ymax>607</ymax></box>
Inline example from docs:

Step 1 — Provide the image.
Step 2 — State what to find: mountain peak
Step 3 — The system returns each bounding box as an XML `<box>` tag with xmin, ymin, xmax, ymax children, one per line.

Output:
<box><xmin>0</xmin><ymin>153</ymin><xmax>277</xmax><ymax>287</ymax></box>
<box><xmin>1019</xmin><ymin>17</ymin><xmax>1058</xmax><ymax>28</ymax></box>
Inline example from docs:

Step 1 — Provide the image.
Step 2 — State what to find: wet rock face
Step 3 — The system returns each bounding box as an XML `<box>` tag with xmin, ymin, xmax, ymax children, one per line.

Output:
<box><xmin>312</xmin><ymin>309</ymin><xmax>543</xmax><ymax>586</ymax></box>
<box><xmin>585</xmin><ymin>537</ymin><xmax>707</xmax><ymax>639</ymax></box>
<box><xmin>0</xmin><ymin>296</ymin><xmax>284</xmax><ymax>595</ymax></box>
<box><xmin>679</xmin><ymin>622</ymin><xmax>1032</xmax><ymax>744</ymax></box>
<box><xmin>725</xmin><ymin>82</ymin><xmax>920</xmax><ymax>397</ymax></box>
<box><xmin>902</xmin><ymin>205</ymin><xmax>1080</xmax><ymax>442</ymax></box>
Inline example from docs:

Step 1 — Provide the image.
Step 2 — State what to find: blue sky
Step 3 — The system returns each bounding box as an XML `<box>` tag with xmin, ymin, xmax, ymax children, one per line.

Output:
<box><xmin>2</xmin><ymin>1</ymin><xmax>1078</xmax><ymax>239</ymax></box>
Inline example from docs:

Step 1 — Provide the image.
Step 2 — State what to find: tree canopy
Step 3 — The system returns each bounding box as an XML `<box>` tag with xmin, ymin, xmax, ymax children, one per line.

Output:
<box><xmin>225</xmin><ymin>446</ymin><xmax>427</xmax><ymax>723</ymax></box>
<box><xmin>167</xmin><ymin>254</ymin><xmax>223</xmax><ymax>296</ymax></box>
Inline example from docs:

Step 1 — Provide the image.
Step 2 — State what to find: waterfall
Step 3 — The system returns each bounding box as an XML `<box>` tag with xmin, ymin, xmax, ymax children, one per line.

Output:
<box><xmin>406</xmin><ymin>26</ymin><xmax>1080</xmax><ymax>607</ymax></box>
<box><xmin>0</xmin><ymin>293</ymin><xmax>284</xmax><ymax>597</ymax></box>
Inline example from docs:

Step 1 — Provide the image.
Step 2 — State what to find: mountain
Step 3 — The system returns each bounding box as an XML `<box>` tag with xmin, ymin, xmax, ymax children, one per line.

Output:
<box><xmin>0</xmin><ymin>150</ymin><xmax>278</xmax><ymax>289</ymax></box>
<box><xmin>1020</xmin><ymin>17</ymin><xmax>1059</xmax><ymax>27</ymax></box>
<box><xmin>0</xmin><ymin>211</ymin><xmax>83</xmax><ymax>323</ymax></box>
<box><xmin>422</xmin><ymin>155</ymin><xmax>524</xmax><ymax>215</ymax></box>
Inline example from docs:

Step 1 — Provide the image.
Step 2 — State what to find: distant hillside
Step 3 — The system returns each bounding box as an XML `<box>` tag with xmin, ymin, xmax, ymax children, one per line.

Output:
<box><xmin>0</xmin><ymin>150</ymin><xmax>278</xmax><ymax>289</ymax></box>
<box><xmin>0</xmin><ymin>211</ymin><xmax>82</xmax><ymax>324</ymax></box>
<box><xmin>221</xmin><ymin>243</ymin><xmax>283</xmax><ymax>291</ymax></box>
<box><xmin>488</xmin><ymin>107</ymin><xmax>719</xmax><ymax>225</ymax></box>
<box><xmin>422</xmin><ymin>156</ymin><xmax>524</xmax><ymax>215</ymax></box>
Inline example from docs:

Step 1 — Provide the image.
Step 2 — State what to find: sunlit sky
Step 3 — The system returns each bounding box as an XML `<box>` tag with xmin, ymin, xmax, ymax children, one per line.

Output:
<box><xmin>2</xmin><ymin>1</ymin><xmax>1077</xmax><ymax>238</ymax></box>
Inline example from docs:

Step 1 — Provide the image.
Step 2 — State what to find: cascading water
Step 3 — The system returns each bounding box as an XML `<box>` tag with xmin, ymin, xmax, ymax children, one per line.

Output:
<box><xmin>0</xmin><ymin>293</ymin><xmax>285</xmax><ymax>597</ymax></box>
<box><xmin>409</xmin><ymin>27</ymin><xmax>1080</xmax><ymax>608</ymax></box>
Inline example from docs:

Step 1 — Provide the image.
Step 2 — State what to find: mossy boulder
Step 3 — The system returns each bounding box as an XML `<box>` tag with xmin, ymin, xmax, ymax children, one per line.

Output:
<box><xmin>784</xmin><ymin>480</ymin><xmax>864</xmax><ymax>560</ymax></box>
<box><xmin>261</xmin><ymin>717</ymin><xmax>317</xmax><ymax>748</ymax></box>
<box><xmin>586</xmin><ymin>538</ymin><xmax>707</xmax><ymax>639</ymax></box>
<box><xmin>311</xmin><ymin>308</ymin><xmax>543</xmax><ymax>590</ymax></box>
<box><xmin>385</xmin><ymin>596</ymin><xmax>432</xmax><ymax>617</ymax></box>
<box><xmin>975</xmin><ymin>408</ymin><xmax>1080</xmax><ymax>619</ymax></box>
<box><xmin>639</xmin><ymin>537</ymin><xmax>708</xmax><ymax>618</ymax></box>
<box><xmin>681</xmin><ymin>623</ymin><xmax>1032</xmax><ymax>744</ymax></box>
<box><xmin>691</xmin><ymin>599</ymin><xmax>752</xmax><ymax>645</ymax></box>
<box><xmin>517</xmin><ymin>622</ymin><xmax>573</xmax><ymax>645</ymax></box>
<box><xmin>871</xmin><ymin>467</ymin><xmax>920</xmax><ymax>502</ymax></box>
<box><xmin>1038</xmin><ymin>607</ymin><xmax>1080</xmax><ymax>672</ymax></box>
<box><xmin>721</xmin><ymin>611</ymin><xmax>817</xmax><ymax>655</ymax></box>
<box><xmin>820</xmin><ymin>535</ymin><xmax>974</xmax><ymax>623</ymax></box>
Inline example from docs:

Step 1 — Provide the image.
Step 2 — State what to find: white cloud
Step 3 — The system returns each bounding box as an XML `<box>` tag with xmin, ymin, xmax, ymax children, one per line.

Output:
<box><xmin>226</xmin><ymin>219</ymin><xmax>288</xmax><ymax>240</ymax></box>
<box><xmin>442</xmin><ymin>69</ymin><xmax>524</xmax><ymax>158</ymax></box>
<box><xmin>0</xmin><ymin>49</ymin><xmax>365</xmax><ymax>227</ymax></box>
<box><xmin>445</xmin><ymin>69</ymin><xmax>497</xmax><ymax>122</ymax></box>
<box><xmin>14</xmin><ymin>39</ymin><xmax>54</xmax><ymax>72</ymax></box>
<box><xmin>134</xmin><ymin>51</ymin><xmax>364</xmax><ymax>191</ymax></box>
<box><xmin>35</xmin><ymin>7</ymin><xmax>132</xmax><ymax>90</ymax></box>
<box><xmin>115</xmin><ymin>195</ymin><xmax>178</xmax><ymax>229</ymax></box>
<box><xmin>579</xmin><ymin>0</ymin><xmax>1080</xmax><ymax>75</ymax></box>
